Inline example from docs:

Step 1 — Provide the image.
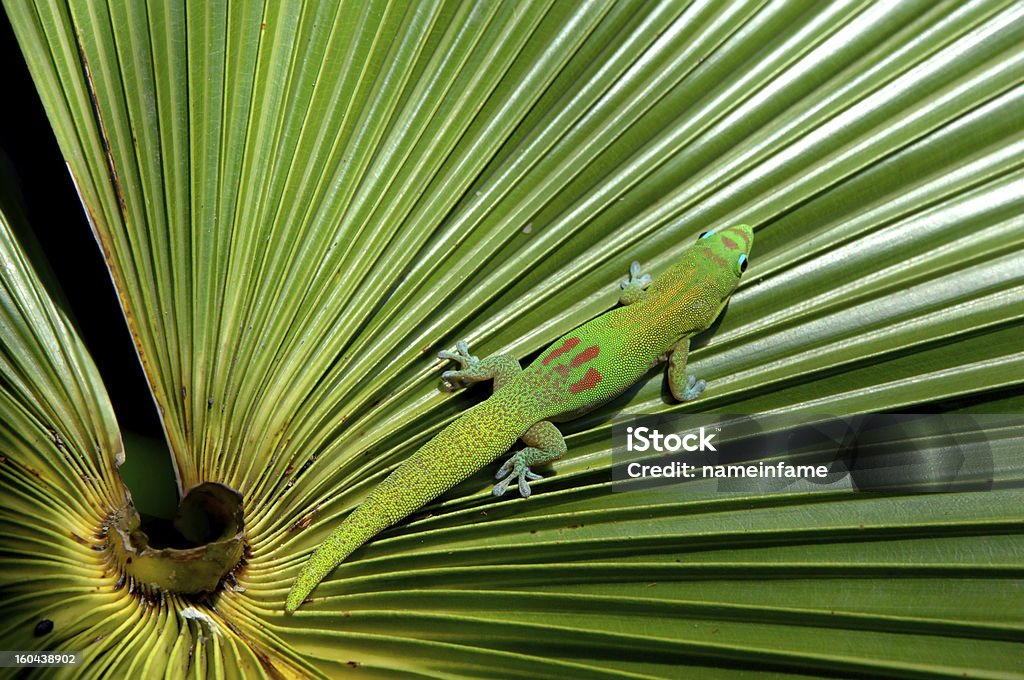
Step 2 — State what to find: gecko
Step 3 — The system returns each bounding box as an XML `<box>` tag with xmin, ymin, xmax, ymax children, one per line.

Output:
<box><xmin>285</xmin><ymin>224</ymin><xmax>753</xmax><ymax>611</ymax></box>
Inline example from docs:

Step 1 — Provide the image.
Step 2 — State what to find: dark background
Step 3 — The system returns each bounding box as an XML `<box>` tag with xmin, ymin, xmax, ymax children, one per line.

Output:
<box><xmin>2</xmin><ymin>11</ymin><xmax>178</xmax><ymax>515</ymax></box>
<box><xmin>1</xmin><ymin>10</ymin><xmax>162</xmax><ymax>441</ymax></box>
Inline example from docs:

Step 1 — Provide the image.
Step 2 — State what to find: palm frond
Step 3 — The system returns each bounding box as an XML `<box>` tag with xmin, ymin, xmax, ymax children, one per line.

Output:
<box><xmin>3</xmin><ymin>0</ymin><xmax>1022</xmax><ymax>676</ymax></box>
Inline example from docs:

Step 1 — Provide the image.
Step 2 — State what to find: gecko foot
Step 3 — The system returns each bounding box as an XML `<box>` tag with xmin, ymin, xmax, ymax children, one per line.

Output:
<box><xmin>620</xmin><ymin>261</ymin><xmax>652</xmax><ymax>290</ymax></box>
<box><xmin>493</xmin><ymin>451</ymin><xmax>543</xmax><ymax>498</ymax></box>
<box><xmin>438</xmin><ymin>340</ymin><xmax>480</xmax><ymax>391</ymax></box>
<box><xmin>619</xmin><ymin>261</ymin><xmax>652</xmax><ymax>305</ymax></box>
<box><xmin>681</xmin><ymin>374</ymin><xmax>707</xmax><ymax>402</ymax></box>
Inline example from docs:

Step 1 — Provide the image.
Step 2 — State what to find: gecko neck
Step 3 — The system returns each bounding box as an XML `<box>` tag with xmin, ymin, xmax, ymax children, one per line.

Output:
<box><xmin>638</xmin><ymin>264</ymin><xmax>728</xmax><ymax>343</ymax></box>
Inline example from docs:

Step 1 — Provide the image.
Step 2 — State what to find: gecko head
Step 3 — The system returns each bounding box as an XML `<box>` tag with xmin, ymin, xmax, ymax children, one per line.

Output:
<box><xmin>688</xmin><ymin>223</ymin><xmax>753</xmax><ymax>313</ymax></box>
<box><xmin>692</xmin><ymin>224</ymin><xmax>753</xmax><ymax>299</ymax></box>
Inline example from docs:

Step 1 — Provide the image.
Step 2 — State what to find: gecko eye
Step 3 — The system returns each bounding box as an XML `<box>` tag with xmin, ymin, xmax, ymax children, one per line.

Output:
<box><xmin>737</xmin><ymin>253</ymin><xmax>748</xmax><ymax>273</ymax></box>
<box><xmin>698</xmin><ymin>230</ymin><xmax>714</xmax><ymax>240</ymax></box>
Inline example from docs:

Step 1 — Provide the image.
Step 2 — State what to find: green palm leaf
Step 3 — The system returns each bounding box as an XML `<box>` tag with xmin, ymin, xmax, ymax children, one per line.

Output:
<box><xmin>2</xmin><ymin>0</ymin><xmax>1022</xmax><ymax>677</ymax></box>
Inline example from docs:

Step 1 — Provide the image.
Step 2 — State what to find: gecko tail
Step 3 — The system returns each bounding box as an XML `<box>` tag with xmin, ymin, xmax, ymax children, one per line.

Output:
<box><xmin>285</xmin><ymin>401</ymin><xmax>524</xmax><ymax>612</ymax></box>
<box><xmin>285</xmin><ymin>502</ymin><xmax>387</xmax><ymax>612</ymax></box>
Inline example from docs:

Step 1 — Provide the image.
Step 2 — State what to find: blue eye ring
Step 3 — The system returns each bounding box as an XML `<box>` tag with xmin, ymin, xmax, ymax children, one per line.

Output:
<box><xmin>698</xmin><ymin>230</ymin><xmax>714</xmax><ymax>240</ymax></box>
<box><xmin>738</xmin><ymin>253</ymin><xmax>748</xmax><ymax>273</ymax></box>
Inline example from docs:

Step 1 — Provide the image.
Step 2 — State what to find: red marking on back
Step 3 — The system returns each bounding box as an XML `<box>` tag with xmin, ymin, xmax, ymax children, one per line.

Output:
<box><xmin>569</xmin><ymin>368</ymin><xmax>602</xmax><ymax>394</ymax></box>
<box><xmin>554</xmin><ymin>365</ymin><xmax>570</xmax><ymax>377</ymax></box>
<box><xmin>722</xmin><ymin>236</ymin><xmax>738</xmax><ymax>250</ymax></box>
<box><xmin>543</xmin><ymin>337</ymin><xmax>580</xmax><ymax>365</ymax></box>
<box><xmin>569</xmin><ymin>345</ymin><xmax>600</xmax><ymax>368</ymax></box>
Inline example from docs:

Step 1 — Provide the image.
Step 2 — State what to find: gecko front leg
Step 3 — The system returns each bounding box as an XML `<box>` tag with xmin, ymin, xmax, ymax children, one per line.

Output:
<box><xmin>667</xmin><ymin>338</ymin><xmax>706</xmax><ymax>402</ymax></box>
<box><xmin>619</xmin><ymin>261</ymin><xmax>652</xmax><ymax>306</ymax></box>
<box><xmin>439</xmin><ymin>340</ymin><xmax>521</xmax><ymax>391</ymax></box>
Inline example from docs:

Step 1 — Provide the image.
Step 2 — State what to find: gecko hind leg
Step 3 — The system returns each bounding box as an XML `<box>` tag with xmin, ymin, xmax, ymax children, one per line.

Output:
<box><xmin>494</xmin><ymin>421</ymin><xmax>566</xmax><ymax>498</ymax></box>
<box><xmin>439</xmin><ymin>340</ymin><xmax>521</xmax><ymax>391</ymax></box>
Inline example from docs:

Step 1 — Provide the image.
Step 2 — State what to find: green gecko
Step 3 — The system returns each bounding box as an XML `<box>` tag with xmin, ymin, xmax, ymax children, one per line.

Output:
<box><xmin>285</xmin><ymin>224</ymin><xmax>753</xmax><ymax>611</ymax></box>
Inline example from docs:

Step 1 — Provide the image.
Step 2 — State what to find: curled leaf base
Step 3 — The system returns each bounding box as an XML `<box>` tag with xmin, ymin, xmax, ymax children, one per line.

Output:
<box><xmin>106</xmin><ymin>482</ymin><xmax>245</xmax><ymax>595</ymax></box>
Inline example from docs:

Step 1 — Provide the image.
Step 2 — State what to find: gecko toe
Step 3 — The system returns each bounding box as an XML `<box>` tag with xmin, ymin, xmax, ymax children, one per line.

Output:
<box><xmin>492</xmin><ymin>476</ymin><xmax>511</xmax><ymax>496</ymax></box>
<box><xmin>518</xmin><ymin>476</ymin><xmax>532</xmax><ymax>498</ymax></box>
<box><xmin>621</xmin><ymin>261</ymin><xmax>652</xmax><ymax>292</ymax></box>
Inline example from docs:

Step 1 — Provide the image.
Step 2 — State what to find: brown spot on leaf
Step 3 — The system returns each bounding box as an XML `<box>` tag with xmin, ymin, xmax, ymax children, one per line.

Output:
<box><xmin>288</xmin><ymin>507</ymin><xmax>319</xmax><ymax>533</ymax></box>
<box><xmin>49</xmin><ymin>428</ymin><xmax>67</xmax><ymax>450</ymax></box>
